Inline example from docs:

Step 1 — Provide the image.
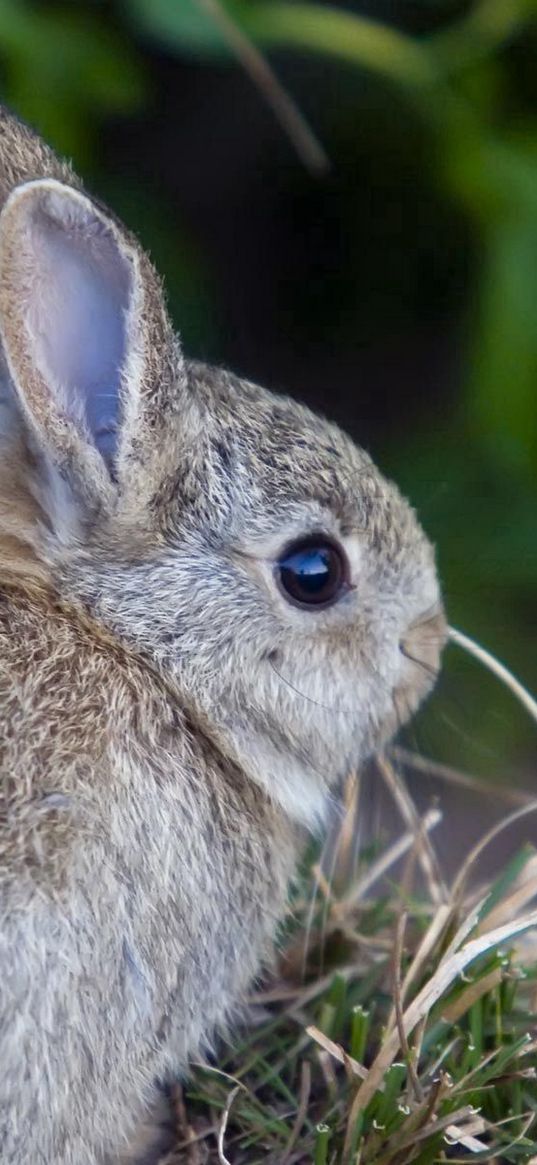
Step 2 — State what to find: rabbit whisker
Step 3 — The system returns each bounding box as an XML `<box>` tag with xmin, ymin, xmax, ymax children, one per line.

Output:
<box><xmin>269</xmin><ymin>659</ymin><xmax>354</xmax><ymax>716</ymax></box>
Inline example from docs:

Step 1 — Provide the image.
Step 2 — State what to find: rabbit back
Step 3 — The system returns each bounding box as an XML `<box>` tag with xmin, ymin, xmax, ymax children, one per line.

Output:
<box><xmin>0</xmin><ymin>579</ymin><xmax>296</xmax><ymax>1163</ymax></box>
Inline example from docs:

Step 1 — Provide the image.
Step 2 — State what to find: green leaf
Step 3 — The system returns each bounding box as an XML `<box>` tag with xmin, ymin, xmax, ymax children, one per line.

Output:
<box><xmin>246</xmin><ymin>1</ymin><xmax>438</xmax><ymax>88</ymax></box>
<box><xmin>125</xmin><ymin>0</ymin><xmax>247</xmax><ymax>59</ymax></box>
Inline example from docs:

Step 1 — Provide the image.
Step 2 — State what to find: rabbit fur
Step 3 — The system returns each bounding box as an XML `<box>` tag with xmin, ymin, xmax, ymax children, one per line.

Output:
<box><xmin>0</xmin><ymin>106</ymin><xmax>445</xmax><ymax>1163</ymax></box>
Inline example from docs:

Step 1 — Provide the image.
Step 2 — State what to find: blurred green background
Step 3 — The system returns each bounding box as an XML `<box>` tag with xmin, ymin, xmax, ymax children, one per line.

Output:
<box><xmin>1</xmin><ymin>0</ymin><xmax>535</xmax><ymax>787</ymax></box>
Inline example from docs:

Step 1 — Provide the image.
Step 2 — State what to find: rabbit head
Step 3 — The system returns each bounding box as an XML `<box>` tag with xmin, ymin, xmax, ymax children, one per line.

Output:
<box><xmin>0</xmin><ymin>111</ymin><xmax>445</xmax><ymax>827</ymax></box>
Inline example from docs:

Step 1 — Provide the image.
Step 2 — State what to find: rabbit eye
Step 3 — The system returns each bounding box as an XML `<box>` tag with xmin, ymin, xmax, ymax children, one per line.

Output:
<box><xmin>276</xmin><ymin>537</ymin><xmax>349</xmax><ymax>609</ymax></box>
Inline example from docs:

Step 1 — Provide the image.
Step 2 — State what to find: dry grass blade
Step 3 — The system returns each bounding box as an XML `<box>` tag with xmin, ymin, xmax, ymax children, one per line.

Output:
<box><xmin>400</xmin><ymin>908</ymin><xmax>537</xmax><ymax>1043</ymax></box>
<box><xmin>441</xmin><ymin>963</ymin><xmax>503</xmax><ymax>1024</ymax></box>
<box><xmin>334</xmin><ymin>770</ymin><xmax>361</xmax><ymax>883</ymax></box>
<box><xmin>448</xmin><ymin>626</ymin><xmax>537</xmax><ymax>725</ymax></box>
<box><xmin>195</xmin><ymin>0</ymin><xmax>329</xmax><ymax>174</ymax></box>
<box><xmin>410</xmin><ymin>1105</ymin><xmax>479</xmax><ymax>1145</ymax></box>
<box><xmin>335</xmin><ymin>806</ymin><xmax>442</xmax><ymax>913</ymax></box>
<box><xmin>310</xmin><ymin>862</ymin><xmax>333</xmax><ymax>904</ymax></box>
<box><xmin>386</xmin><ymin>902</ymin><xmax>451</xmax><ymax>1034</ymax></box>
<box><xmin>392</xmin><ymin>910</ymin><xmax>424</xmax><ymax>1101</ymax></box>
<box><xmin>299</xmin><ymin>854</ymin><xmax>330</xmax><ymax>983</ymax></box>
<box><xmin>169</xmin><ymin>1082</ymin><xmax>203</xmax><ymax>1164</ymax></box>
<box><xmin>216</xmin><ymin>1084</ymin><xmax>241</xmax><ymax>1165</ymax></box>
<box><xmin>307</xmin><ymin>1024</ymin><xmax>368</xmax><ymax>1080</ymax></box>
<box><xmin>250</xmin><ymin>962</ymin><xmax>359</xmax><ymax>1007</ymax></box>
<box><xmin>520</xmin><ymin>1039</ymin><xmax>537</xmax><ymax>1058</ymax></box>
<box><xmin>440</xmin><ymin>897</ymin><xmax>488</xmax><ymax>964</ymax></box>
<box><xmin>316</xmin><ymin>778</ymin><xmax>363</xmax><ymax>970</ymax></box>
<box><xmin>482</xmin><ymin>1111</ymin><xmax>537</xmax><ymax>1159</ymax></box>
<box><xmin>390</xmin><ymin>745</ymin><xmax>535</xmax><ymax>807</ymax></box>
<box><xmin>444</xmin><ymin>1119</ymin><xmax>488</xmax><ymax>1152</ymax></box>
<box><xmin>344</xmin><ymin>907</ymin><xmax>537</xmax><ymax>1130</ymax></box>
<box><xmin>190</xmin><ymin>1063</ymin><xmax>246</xmax><ymax>1091</ymax></box>
<box><xmin>280</xmin><ymin>1059</ymin><xmax>311</xmax><ymax>1165</ymax></box>
<box><xmin>377</xmin><ymin>755</ymin><xmax>447</xmax><ymax>904</ymax></box>
<box><xmin>479</xmin><ymin>852</ymin><xmax>537</xmax><ymax>932</ymax></box>
<box><xmin>450</xmin><ymin>802</ymin><xmax>537</xmax><ymax>907</ymax></box>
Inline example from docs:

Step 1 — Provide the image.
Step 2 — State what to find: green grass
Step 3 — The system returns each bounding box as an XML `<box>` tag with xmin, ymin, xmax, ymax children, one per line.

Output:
<box><xmin>162</xmin><ymin>756</ymin><xmax>537</xmax><ymax>1164</ymax></box>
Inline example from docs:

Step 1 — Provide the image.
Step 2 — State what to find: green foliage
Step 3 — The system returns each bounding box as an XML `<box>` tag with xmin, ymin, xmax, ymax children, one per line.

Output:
<box><xmin>126</xmin><ymin>0</ymin><xmax>248</xmax><ymax>58</ymax></box>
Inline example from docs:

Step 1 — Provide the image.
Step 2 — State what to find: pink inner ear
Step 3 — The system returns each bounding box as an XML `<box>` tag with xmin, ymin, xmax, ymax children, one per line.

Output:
<box><xmin>25</xmin><ymin>191</ymin><xmax>132</xmax><ymax>463</ymax></box>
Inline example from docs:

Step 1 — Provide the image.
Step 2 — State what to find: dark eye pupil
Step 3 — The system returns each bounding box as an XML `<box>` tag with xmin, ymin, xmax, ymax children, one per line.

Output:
<box><xmin>277</xmin><ymin>540</ymin><xmax>345</xmax><ymax>608</ymax></box>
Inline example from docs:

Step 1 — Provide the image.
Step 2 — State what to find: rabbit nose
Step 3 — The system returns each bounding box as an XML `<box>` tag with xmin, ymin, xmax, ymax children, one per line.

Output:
<box><xmin>399</xmin><ymin>605</ymin><xmax>447</xmax><ymax>677</ymax></box>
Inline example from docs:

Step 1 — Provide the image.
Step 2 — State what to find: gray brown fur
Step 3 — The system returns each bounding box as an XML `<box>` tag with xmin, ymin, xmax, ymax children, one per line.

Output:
<box><xmin>0</xmin><ymin>107</ymin><xmax>445</xmax><ymax>1162</ymax></box>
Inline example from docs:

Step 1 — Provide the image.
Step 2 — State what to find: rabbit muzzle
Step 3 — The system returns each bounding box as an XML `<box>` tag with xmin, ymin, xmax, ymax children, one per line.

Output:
<box><xmin>391</xmin><ymin>603</ymin><xmax>447</xmax><ymax>729</ymax></box>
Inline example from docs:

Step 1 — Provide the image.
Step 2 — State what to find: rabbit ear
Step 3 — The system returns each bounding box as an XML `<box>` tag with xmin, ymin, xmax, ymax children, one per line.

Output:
<box><xmin>0</xmin><ymin>176</ymin><xmax>183</xmax><ymax>516</ymax></box>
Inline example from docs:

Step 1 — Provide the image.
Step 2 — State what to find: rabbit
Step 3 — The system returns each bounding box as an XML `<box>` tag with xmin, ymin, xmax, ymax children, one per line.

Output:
<box><xmin>0</xmin><ymin>104</ymin><xmax>446</xmax><ymax>1164</ymax></box>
